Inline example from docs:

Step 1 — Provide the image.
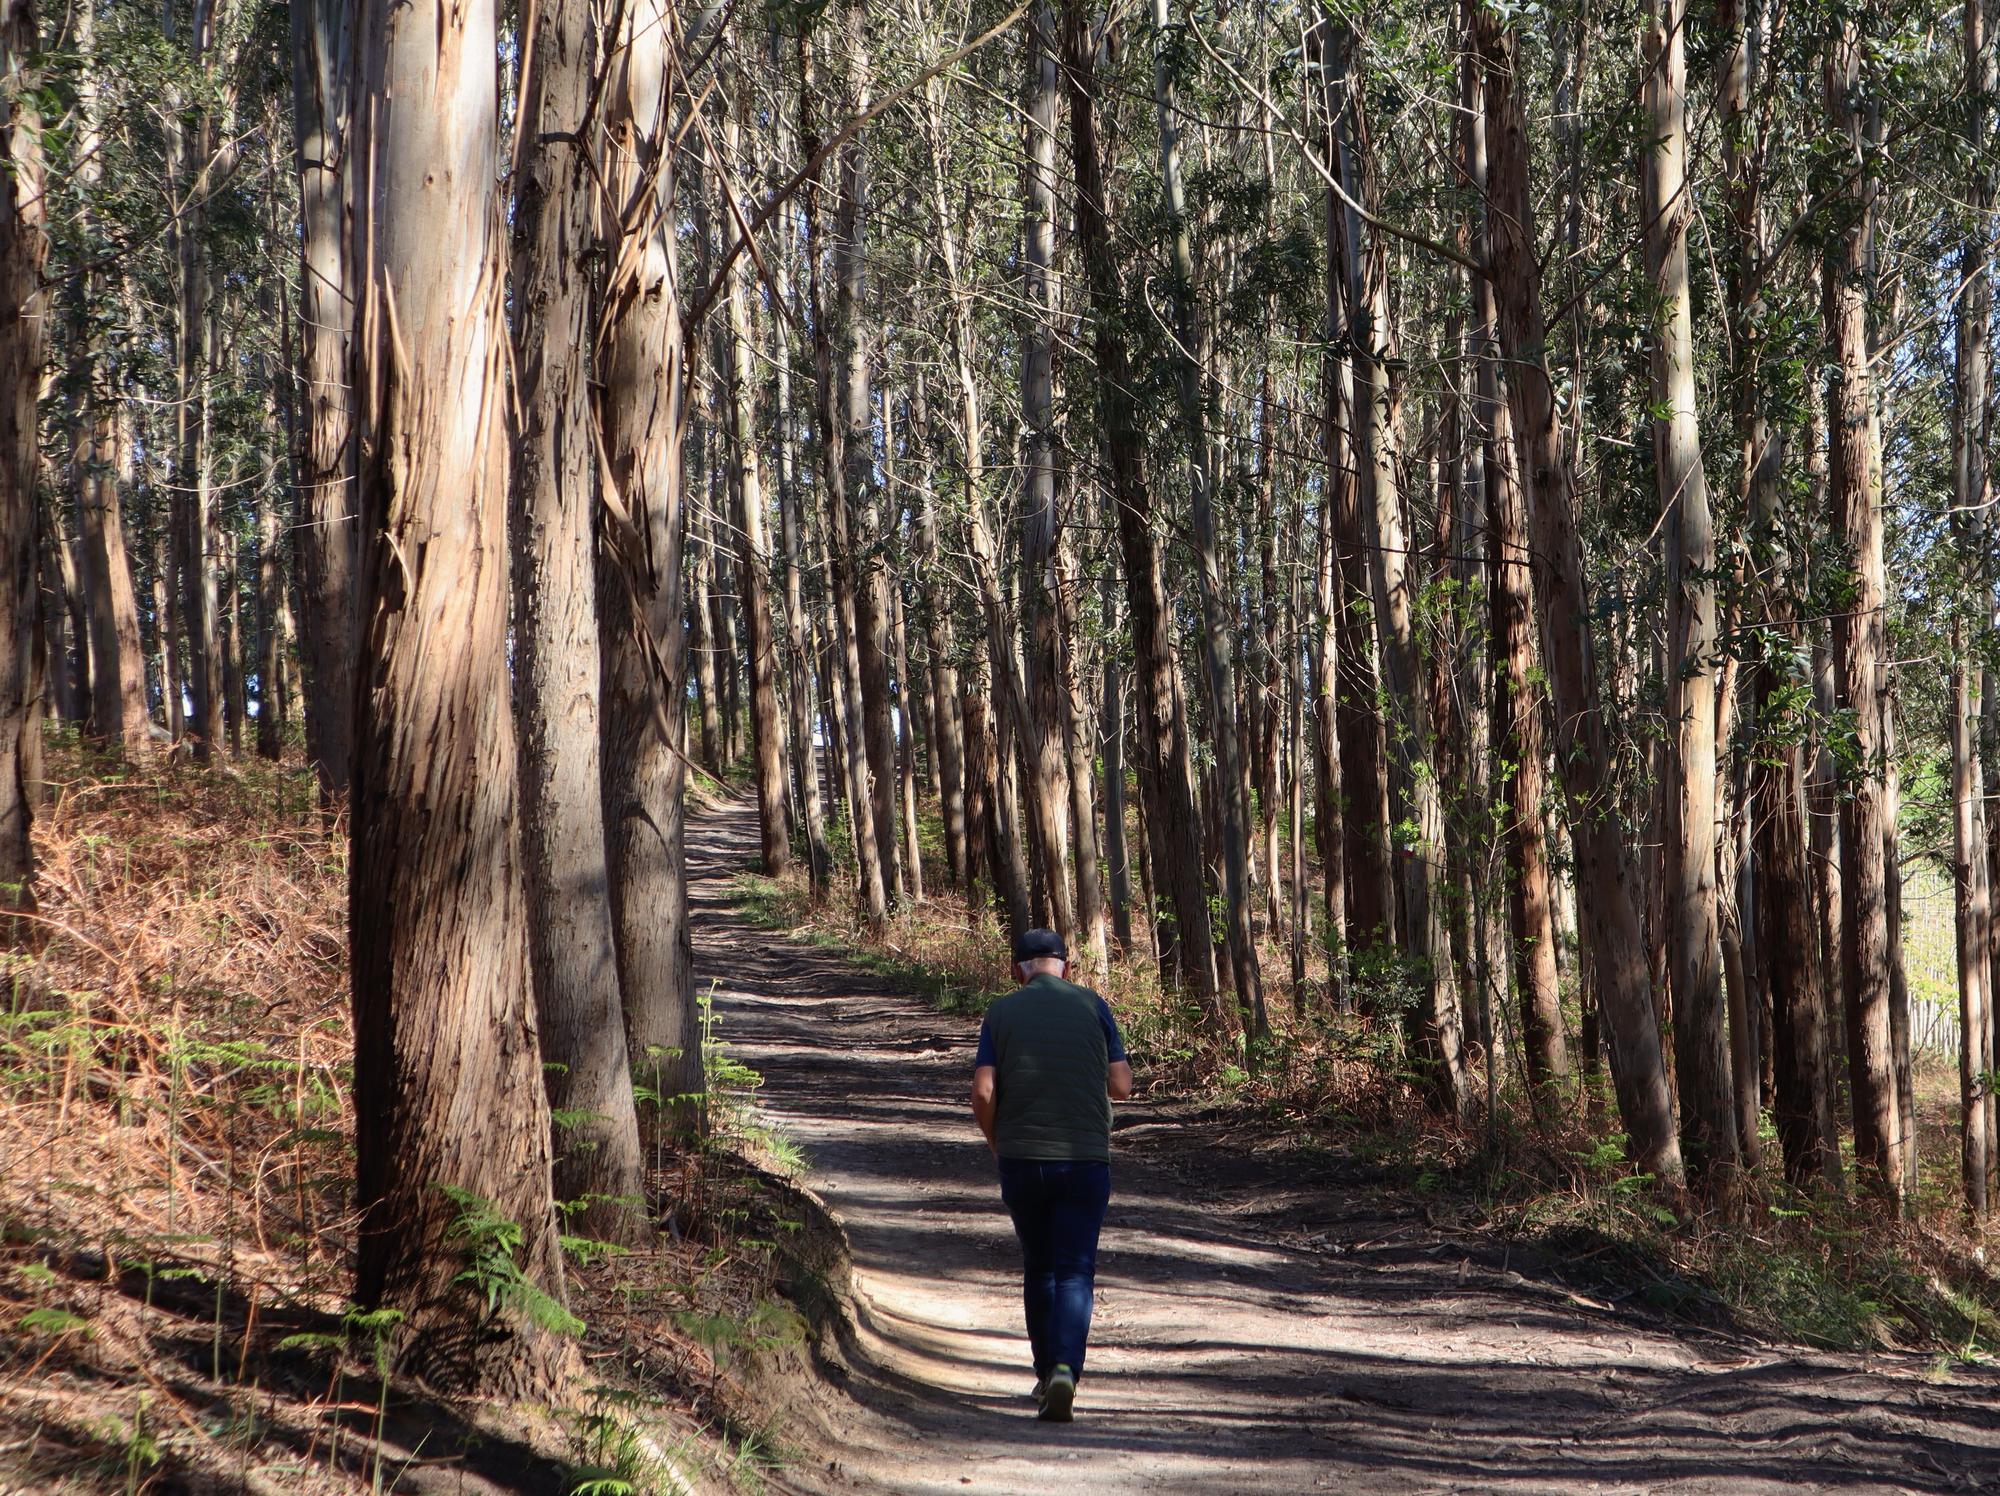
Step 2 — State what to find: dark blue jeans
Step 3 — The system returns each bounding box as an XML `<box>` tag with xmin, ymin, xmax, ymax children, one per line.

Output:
<box><xmin>997</xmin><ymin>1157</ymin><xmax>1111</xmax><ymax>1382</ymax></box>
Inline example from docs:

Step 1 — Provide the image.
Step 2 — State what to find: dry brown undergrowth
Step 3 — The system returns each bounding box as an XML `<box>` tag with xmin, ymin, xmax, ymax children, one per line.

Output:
<box><xmin>0</xmin><ymin>745</ymin><xmax>811</xmax><ymax>1495</ymax></box>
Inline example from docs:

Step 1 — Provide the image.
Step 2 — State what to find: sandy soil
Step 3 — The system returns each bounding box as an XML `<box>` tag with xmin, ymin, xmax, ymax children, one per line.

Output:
<box><xmin>690</xmin><ymin>793</ymin><xmax>2000</xmax><ymax>1495</ymax></box>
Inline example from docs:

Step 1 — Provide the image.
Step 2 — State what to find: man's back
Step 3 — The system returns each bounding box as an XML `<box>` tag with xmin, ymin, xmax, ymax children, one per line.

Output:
<box><xmin>976</xmin><ymin>973</ymin><xmax>1125</xmax><ymax>1162</ymax></box>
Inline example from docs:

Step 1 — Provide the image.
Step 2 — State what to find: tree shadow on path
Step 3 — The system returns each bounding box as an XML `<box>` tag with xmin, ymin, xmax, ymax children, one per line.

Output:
<box><xmin>690</xmin><ymin>794</ymin><xmax>2000</xmax><ymax>1495</ymax></box>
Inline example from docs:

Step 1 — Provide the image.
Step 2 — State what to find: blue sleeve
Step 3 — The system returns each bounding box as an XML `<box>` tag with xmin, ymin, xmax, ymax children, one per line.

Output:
<box><xmin>1098</xmin><ymin>998</ymin><xmax>1128</xmax><ymax>1064</ymax></box>
<box><xmin>973</xmin><ymin>1018</ymin><xmax>996</xmax><ymax>1070</ymax></box>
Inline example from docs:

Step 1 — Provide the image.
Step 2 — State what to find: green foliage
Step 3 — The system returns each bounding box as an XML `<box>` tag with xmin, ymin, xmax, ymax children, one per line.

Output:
<box><xmin>437</xmin><ymin>1184</ymin><xmax>586</xmax><ymax>1338</ymax></box>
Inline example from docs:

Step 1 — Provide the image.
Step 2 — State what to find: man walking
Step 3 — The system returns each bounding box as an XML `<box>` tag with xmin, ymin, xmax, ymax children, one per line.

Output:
<box><xmin>971</xmin><ymin>929</ymin><xmax>1133</xmax><ymax>1422</ymax></box>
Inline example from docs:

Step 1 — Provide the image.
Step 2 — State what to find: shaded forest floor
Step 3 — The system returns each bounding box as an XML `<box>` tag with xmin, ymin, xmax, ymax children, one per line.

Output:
<box><xmin>699</xmin><ymin>792</ymin><xmax>2000</xmax><ymax>1492</ymax></box>
<box><xmin>6</xmin><ymin>746</ymin><xmax>2000</xmax><ymax>1493</ymax></box>
<box><xmin>0</xmin><ymin>746</ymin><xmax>816</xmax><ymax>1495</ymax></box>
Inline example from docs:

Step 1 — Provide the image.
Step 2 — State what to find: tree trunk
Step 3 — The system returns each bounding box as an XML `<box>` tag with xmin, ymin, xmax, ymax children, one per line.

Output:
<box><xmin>909</xmin><ymin>373</ymin><xmax>967</xmax><ymax>891</ymax></box>
<box><xmin>0</xmin><ymin>0</ymin><xmax>45</xmax><ymax>910</ymax></box>
<box><xmin>598</xmin><ymin>0</ymin><xmax>700</xmax><ymax>1137</ymax></box>
<box><xmin>774</xmin><ymin>278</ymin><xmax>832</xmax><ymax>890</ymax></box>
<box><xmin>1151</xmin><ymin>0</ymin><xmax>1263</xmax><ymax>1040</ymax></box>
<box><xmin>68</xmin><ymin>0</ymin><xmax>149</xmax><ymax>759</ymax></box>
<box><xmin>1461</xmin><ymin>23</ymin><xmax>1562</xmax><ymax>1104</ymax></box>
<box><xmin>1060</xmin><ymin>0</ymin><xmax>1218</xmax><ymax>1015</ymax></box>
<box><xmin>724</xmin><ymin>96</ymin><xmax>792</xmax><ymax>877</ymax></box>
<box><xmin>1954</xmin><ymin>0</ymin><xmax>1995</xmax><ymax>1217</ymax></box>
<box><xmin>1474</xmin><ymin>6</ymin><xmax>1683</xmax><ymax>1185</ymax></box>
<box><xmin>800</xmin><ymin>27</ymin><xmax>889</xmax><ymax>927</ymax></box>
<box><xmin>1647</xmin><ymin>0</ymin><xmax>1735</xmax><ymax>1187</ymax></box>
<box><xmin>290</xmin><ymin>0</ymin><xmax>355</xmax><ymax>799</ymax></box>
<box><xmin>346</xmin><ymin>0</ymin><xmax>570</xmax><ymax>1392</ymax></box>
<box><xmin>1823</xmin><ymin>19</ymin><xmax>1906</xmax><ymax>1208</ymax></box>
<box><xmin>1329</xmin><ymin>22</ymin><xmax>1460</xmax><ymax>1105</ymax></box>
<box><xmin>509</xmin><ymin>0</ymin><xmax>646</xmax><ymax>1247</ymax></box>
<box><xmin>965</xmin><ymin>672</ymin><xmax>1029</xmax><ymax>936</ymax></box>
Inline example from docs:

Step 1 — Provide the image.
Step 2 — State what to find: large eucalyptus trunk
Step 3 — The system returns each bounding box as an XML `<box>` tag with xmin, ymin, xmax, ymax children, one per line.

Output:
<box><xmin>599</xmin><ymin>0</ymin><xmax>700</xmax><ymax>1134</ymax></box>
<box><xmin>346</xmin><ymin>0</ymin><xmax>569</xmax><ymax>1392</ymax></box>
<box><xmin>1474</xmin><ymin>6</ymin><xmax>1682</xmax><ymax>1184</ymax></box>
<box><xmin>0</xmin><ymin>0</ymin><xmax>45</xmax><ymax>907</ymax></box>
<box><xmin>290</xmin><ymin>0</ymin><xmax>355</xmax><ymax>798</ymax></box>
<box><xmin>509</xmin><ymin>0</ymin><xmax>646</xmax><ymax>1246</ymax></box>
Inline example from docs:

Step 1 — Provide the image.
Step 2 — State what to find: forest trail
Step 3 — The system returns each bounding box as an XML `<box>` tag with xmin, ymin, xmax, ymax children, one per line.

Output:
<box><xmin>688</xmin><ymin>793</ymin><xmax>2000</xmax><ymax>1495</ymax></box>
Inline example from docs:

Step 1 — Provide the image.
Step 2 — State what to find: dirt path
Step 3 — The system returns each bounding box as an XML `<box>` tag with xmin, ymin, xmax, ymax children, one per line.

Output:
<box><xmin>689</xmin><ymin>793</ymin><xmax>2000</xmax><ymax>1494</ymax></box>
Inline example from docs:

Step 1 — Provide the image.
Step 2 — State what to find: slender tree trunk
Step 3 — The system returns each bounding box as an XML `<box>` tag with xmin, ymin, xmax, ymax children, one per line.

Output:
<box><xmin>800</xmin><ymin>28</ymin><xmax>888</xmax><ymax>926</ymax></box>
<box><xmin>1648</xmin><ymin>0</ymin><xmax>1735</xmax><ymax>1187</ymax></box>
<box><xmin>347</xmin><ymin>0</ymin><xmax>570</xmax><ymax>1391</ymax></box>
<box><xmin>1060</xmin><ymin>0</ymin><xmax>1219</xmax><ymax>1016</ymax></box>
<box><xmin>1330</xmin><ymin>23</ymin><xmax>1459</xmax><ymax>1104</ymax></box>
<box><xmin>1824</xmin><ymin>19</ymin><xmax>1906</xmax><ymax>1208</ymax></box>
<box><xmin>1102</xmin><ymin>583</ymin><xmax>1133</xmax><ymax>952</ymax></box>
<box><xmin>1954</xmin><ymin>0</ymin><xmax>1995</xmax><ymax>1217</ymax></box>
<box><xmin>724</xmin><ymin>97</ymin><xmax>792</xmax><ymax>876</ymax></box>
<box><xmin>1462</xmin><ymin>24</ymin><xmax>1562</xmax><ymax>1103</ymax></box>
<box><xmin>909</xmin><ymin>376</ymin><xmax>967</xmax><ymax>890</ymax></box>
<box><xmin>965</xmin><ymin>671</ymin><xmax>1029</xmax><ymax>935</ymax></box>
<box><xmin>1474</xmin><ymin>5</ymin><xmax>1683</xmax><ymax>1184</ymax></box>
<box><xmin>291</xmin><ymin>0</ymin><xmax>355</xmax><ymax>799</ymax></box>
<box><xmin>774</xmin><ymin>270</ymin><xmax>831</xmax><ymax>891</ymax></box>
<box><xmin>1151</xmin><ymin>0</ymin><xmax>1263</xmax><ymax>1040</ymax></box>
<box><xmin>0</xmin><ymin>0</ymin><xmax>45</xmax><ymax>909</ymax></box>
<box><xmin>599</xmin><ymin>0</ymin><xmax>700</xmax><ymax>1135</ymax></box>
<box><xmin>69</xmin><ymin>0</ymin><xmax>149</xmax><ymax>759</ymax></box>
<box><xmin>509</xmin><ymin>0</ymin><xmax>646</xmax><ymax>1246</ymax></box>
<box><xmin>1017</xmin><ymin>3</ymin><xmax>1083</xmax><ymax>957</ymax></box>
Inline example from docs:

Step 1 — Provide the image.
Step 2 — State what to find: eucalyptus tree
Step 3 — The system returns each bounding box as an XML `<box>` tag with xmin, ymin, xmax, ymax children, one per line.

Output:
<box><xmin>510</xmin><ymin>0</ymin><xmax>647</xmax><ymax>1246</ymax></box>
<box><xmin>0</xmin><ymin>0</ymin><xmax>44</xmax><ymax>908</ymax></box>
<box><xmin>345</xmin><ymin>0</ymin><xmax>570</xmax><ymax>1391</ymax></box>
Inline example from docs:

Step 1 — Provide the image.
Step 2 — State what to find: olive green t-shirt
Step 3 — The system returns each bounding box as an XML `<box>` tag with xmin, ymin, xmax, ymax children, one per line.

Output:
<box><xmin>973</xmin><ymin>973</ymin><xmax>1128</xmax><ymax>1162</ymax></box>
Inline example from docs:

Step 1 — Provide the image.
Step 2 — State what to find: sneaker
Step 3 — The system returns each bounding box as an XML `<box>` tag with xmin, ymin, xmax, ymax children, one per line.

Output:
<box><xmin>1037</xmin><ymin>1364</ymin><xmax>1076</xmax><ymax>1422</ymax></box>
<box><xmin>1029</xmin><ymin>1376</ymin><xmax>1047</xmax><ymax>1402</ymax></box>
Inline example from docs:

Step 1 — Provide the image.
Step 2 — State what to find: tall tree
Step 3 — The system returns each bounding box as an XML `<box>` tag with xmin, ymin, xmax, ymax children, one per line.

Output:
<box><xmin>1474</xmin><ymin>1</ymin><xmax>1683</xmax><ymax>1184</ymax></box>
<box><xmin>510</xmin><ymin>0</ymin><xmax>646</xmax><ymax>1246</ymax></box>
<box><xmin>346</xmin><ymin>0</ymin><xmax>570</xmax><ymax>1390</ymax></box>
<box><xmin>1151</xmin><ymin>0</ymin><xmax>1264</xmax><ymax>1039</ymax></box>
<box><xmin>1823</xmin><ymin>16</ymin><xmax>1906</xmax><ymax>1208</ymax></box>
<box><xmin>0</xmin><ymin>0</ymin><xmax>44</xmax><ymax>909</ymax></box>
<box><xmin>725</xmin><ymin>89</ymin><xmax>794</xmax><ymax>877</ymax></box>
<box><xmin>290</xmin><ymin>0</ymin><xmax>355</xmax><ymax>798</ymax></box>
<box><xmin>1647</xmin><ymin>0</ymin><xmax>1735</xmax><ymax>1186</ymax></box>
<box><xmin>1061</xmin><ymin>0</ymin><xmax>1219</xmax><ymax>1014</ymax></box>
<box><xmin>70</xmin><ymin>0</ymin><xmax>149</xmax><ymax>758</ymax></box>
<box><xmin>599</xmin><ymin>0</ymin><xmax>701</xmax><ymax>1131</ymax></box>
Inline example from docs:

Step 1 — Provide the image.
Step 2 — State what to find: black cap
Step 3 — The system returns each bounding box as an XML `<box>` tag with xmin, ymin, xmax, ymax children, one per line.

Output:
<box><xmin>1012</xmin><ymin>927</ymin><xmax>1067</xmax><ymax>963</ymax></box>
